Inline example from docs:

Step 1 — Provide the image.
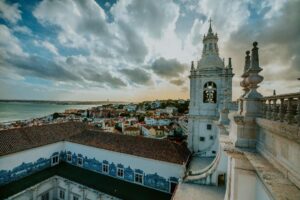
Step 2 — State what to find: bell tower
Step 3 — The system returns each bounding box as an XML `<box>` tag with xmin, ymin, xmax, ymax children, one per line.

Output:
<box><xmin>188</xmin><ymin>20</ymin><xmax>234</xmax><ymax>156</ymax></box>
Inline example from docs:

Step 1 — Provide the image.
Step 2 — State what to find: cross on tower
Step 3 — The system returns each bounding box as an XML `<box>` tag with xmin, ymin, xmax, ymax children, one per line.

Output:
<box><xmin>208</xmin><ymin>18</ymin><xmax>213</xmax><ymax>33</ymax></box>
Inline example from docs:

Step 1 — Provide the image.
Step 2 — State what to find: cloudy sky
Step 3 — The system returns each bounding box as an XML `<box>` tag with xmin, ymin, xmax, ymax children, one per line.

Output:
<box><xmin>0</xmin><ymin>0</ymin><xmax>299</xmax><ymax>102</ymax></box>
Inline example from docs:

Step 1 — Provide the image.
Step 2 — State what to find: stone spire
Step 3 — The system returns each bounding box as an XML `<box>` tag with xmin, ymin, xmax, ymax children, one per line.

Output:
<box><xmin>249</xmin><ymin>42</ymin><xmax>262</xmax><ymax>72</ymax></box>
<box><xmin>202</xmin><ymin>19</ymin><xmax>219</xmax><ymax>57</ymax></box>
<box><xmin>242</xmin><ymin>51</ymin><xmax>251</xmax><ymax>77</ymax></box>
<box><xmin>208</xmin><ymin>18</ymin><xmax>213</xmax><ymax>34</ymax></box>
<box><xmin>240</xmin><ymin>51</ymin><xmax>251</xmax><ymax>97</ymax></box>
<box><xmin>245</xmin><ymin>42</ymin><xmax>264</xmax><ymax>98</ymax></box>
<box><xmin>198</xmin><ymin>19</ymin><xmax>223</xmax><ymax>69</ymax></box>
<box><xmin>191</xmin><ymin>61</ymin><xmax>195</xmax><ymax>71</ymax></box>
<box><xmin>228</xmin><ymin>58</ymin><xmax>232</xmax><ymax>68</ymax></box>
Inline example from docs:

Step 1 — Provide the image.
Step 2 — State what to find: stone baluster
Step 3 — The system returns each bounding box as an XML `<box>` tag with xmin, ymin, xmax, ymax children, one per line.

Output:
<box><xmin>266</xmin><ymin>100</ymin><xmax>271</xmax><ymax>119</ymax></box>
<box><xmin>239</xmin><ymin>98</ymin><xmax>243</xmax><ymax>115</ymax></box>
<box><xmin>285</xmin><ymin>98</ymin><xmax>294</xmax><ymax>124</ymax></box>
<box><xmin>278</xmin><ymin>98</ymin><xmax>285</xmax><ymax>122</ymax></box>
<box><xmin>261</xmin><ymin>99</ymin><xmax>266</xmax><ymax>118</ymax></box>
<box><xmin>296</xmin><ymin>97</ymin><xmax>300</xmax><ymax>126</ymax></box>
<box><xmin>272</xmin><ymin>99</ymin><xmax>278</xmax><ymax>120</ymax></box>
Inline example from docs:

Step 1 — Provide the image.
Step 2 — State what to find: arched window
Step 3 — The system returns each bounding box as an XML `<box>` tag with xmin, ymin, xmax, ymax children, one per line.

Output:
<box><xmin>209</xmin><ymin>43</ymin><xmax>212</xmax><ymax>51</ymax></box>
<box><xmin>203</xmin><ymin>81</ymin><xmax>217</xmax><ymax>103</ymax></box>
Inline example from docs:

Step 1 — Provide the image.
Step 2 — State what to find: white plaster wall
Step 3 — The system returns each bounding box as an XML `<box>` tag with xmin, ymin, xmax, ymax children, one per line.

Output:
<box><xmin>8</xmin><ymin>176</ymin><xmax>119</xmax><ymax>200</ymax></box>
<box><xmin>190</xmin><ymin>118</ymin><xmax>218</xmax><ymax>155</ymax></box>
<box><xmin>255</xmin><ymin>176</ymin><xmax>273</xmax><ymax>200</ymax></box>
<box><xmin>0</xmin><ymin>142</ymin><xmax>64</xmax><ymax>171</ymax></box>
<box><xmin>235</xmin><ymin>169</ymin><xmax>256</xmax><ymax>200</ymax></box>
<box><xmin>65</xmin><ymin>142</ymin><xmax>185</xmax><ymax>179</ymax></box>
<box><xmin>227</xmin><ymin>157</ymin><xmax>273</xmax><ymax>200</ymax></box>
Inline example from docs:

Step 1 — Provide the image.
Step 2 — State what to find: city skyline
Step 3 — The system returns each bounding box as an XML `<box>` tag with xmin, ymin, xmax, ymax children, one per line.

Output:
<box><xmin>0</xmin><ymin>0</ymin><xmax>299</xmax><ymax>102</ymax></box>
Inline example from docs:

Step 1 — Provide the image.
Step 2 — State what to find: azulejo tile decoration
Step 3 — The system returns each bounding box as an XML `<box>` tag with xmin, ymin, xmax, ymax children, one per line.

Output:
<box><xmin>0</xmin><ymin>151</ymin><xmax>179</xmax><ymax>193</ymax></box>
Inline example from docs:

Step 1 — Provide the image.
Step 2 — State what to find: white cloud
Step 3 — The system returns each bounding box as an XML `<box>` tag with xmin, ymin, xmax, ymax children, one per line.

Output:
<box><xmin>41</xmin><ymin>41</ymin><xmax>59</xmax><ymax>55</ymax></box>
<box><xmin>12</xmin><ymin>25</ymin><xmax>33</xmax><ymax>35</ymax></box>
<box><xmin>0</xmin><ymin>25</ymin><xmax>24</xmax><ymax>56</ymax></box>
<box><xmin>0</xmin><ymin>0</ymin><xmax>21</xmax><ymax>24</ymax></box>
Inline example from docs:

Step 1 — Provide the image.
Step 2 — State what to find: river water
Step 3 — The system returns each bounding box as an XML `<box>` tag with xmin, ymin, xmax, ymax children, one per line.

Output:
<box><xmin>0</xmin><ymin>102</ymin><xmax>100</xmax><ymax>123</ymax></box>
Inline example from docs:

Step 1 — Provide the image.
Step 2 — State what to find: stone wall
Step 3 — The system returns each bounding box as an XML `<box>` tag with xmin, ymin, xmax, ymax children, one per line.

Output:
<box><xmin>256</xmin><ymin>118</ymin><xmax>300</xmax><ymax>188</ymax></box>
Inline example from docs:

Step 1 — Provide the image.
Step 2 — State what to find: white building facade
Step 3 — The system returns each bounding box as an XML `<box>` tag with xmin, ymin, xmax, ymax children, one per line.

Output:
<box><xmin>188</xmin><ymin>22</ymin><xmax>234</xmax><ymax>156</ymax></box>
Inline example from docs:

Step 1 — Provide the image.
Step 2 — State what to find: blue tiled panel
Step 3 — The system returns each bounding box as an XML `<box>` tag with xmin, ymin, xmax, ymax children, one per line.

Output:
<box><xmin>0</xmin><ymin>151</ymin><xmax>179</xmax><ymax>193</ymax></box>
<box><xmin>124</xmin><ymin>167</ymin><xmax>134</xmax><ymax>182</ymax></box>
<box><xmin>109</xmin><ymin>163</ymin><xmax>117</xmax><ymax>177</ymax></box>
<box><xmin>0</xmin><ymin>157</ymin><xmax>50</xmax><ymax>185</ymax></box>
<box><xmin>144</xmin><ymin>173</ymin><xmax>169</xmax><ymax>192</ymax></box>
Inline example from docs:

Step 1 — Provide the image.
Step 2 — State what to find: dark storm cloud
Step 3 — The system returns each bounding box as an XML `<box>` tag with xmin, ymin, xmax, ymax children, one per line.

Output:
<box><xmin>83</xmin><ymin>69</ymin><xmax>126</xmax><ymax>89</ymax></box>
<box><xmin>151</xmin><ymin>57</ymin><xmax>187</xmax><ymax>79</ymax></box>
<box><xmin>224</xmin><ymin>0</ymin><xmax>300</xmax><ymax>81</ymax></box>
<box><xmin>4</xmin><ymin>54</ymin><xmax>81</xmax><ymax>82</ymax></box>
<box><xmin>120</xmin><ymin>68</ymin><xmax>152</xmax><ymax>85</ymax></box>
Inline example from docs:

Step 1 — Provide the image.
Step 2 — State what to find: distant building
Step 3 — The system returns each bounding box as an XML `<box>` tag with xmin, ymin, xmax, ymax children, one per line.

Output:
<box><xmin>144</xmin><ymin>117</ymin><xmax>171</xmax><ymax>126</ymax></box>
<box><xmin>123</xmin><ymin>126</ymin><xmax>140</xmax><ymax>136</ymax></box>
<box><xmin>141</xmin><ymin>125</ymin><xmax>172</xmax><ymax>138</ymax></box>
<box><xmin>124</xmin><ymin>104</ymin><xmax>137</xmax><ymax>112</ymax></box>
<box><xmin>151</xmin><ymin>100</ymin><xmax>161</xmax><ymax>109</ymax></box>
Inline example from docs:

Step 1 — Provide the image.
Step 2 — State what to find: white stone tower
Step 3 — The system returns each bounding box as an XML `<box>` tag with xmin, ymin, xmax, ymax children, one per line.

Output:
<box><xmin>188</xmin><ymin>20</ymin><xmax>234</xmax><ymax>156</ymax></box>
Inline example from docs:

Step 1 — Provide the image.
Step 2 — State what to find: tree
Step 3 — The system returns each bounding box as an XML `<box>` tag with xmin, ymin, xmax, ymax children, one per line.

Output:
<box><xmin>52</xmin><ymin>112</ymin><xmax>60</xmax><ymax>119</ymax></box>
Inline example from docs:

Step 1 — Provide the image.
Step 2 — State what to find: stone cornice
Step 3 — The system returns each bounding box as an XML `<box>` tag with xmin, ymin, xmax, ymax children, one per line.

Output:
<box><xmin>256</xmin><ymin>118</ymin><xmax>300</xmax><ymax>144</ymax></box>
<box><xmin>188</xmin><ymin>115</ymin><xmax>218</xmax><ymax>120</ymax></box>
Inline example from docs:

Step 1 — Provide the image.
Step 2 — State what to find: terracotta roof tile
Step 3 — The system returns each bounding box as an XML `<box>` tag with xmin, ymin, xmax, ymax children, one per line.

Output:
<box><xmin>0</xmin><ymin>123</ymin><xmax>190</xmax><ymax>164</ymax></box>
<box><xmin>0</xmin><ymin>122</ymin><xmax>86</xmax><ymax>156</ymax></box>
<box><xmin>68</xmin><ymin>130</ymin><xmax>190</xmax><ymax>164</ymax></box>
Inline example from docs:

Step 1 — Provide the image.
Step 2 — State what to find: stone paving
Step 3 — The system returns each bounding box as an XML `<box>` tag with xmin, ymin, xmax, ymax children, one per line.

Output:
<box><xmin>188</xmin><ymin>155</ymin><xmax>215</xmax><ymax>173</ymax></box>
<box><xmin>173</xmin><ymin>183</ymin><xmax>225</xmax><ymax>200</ymax></box>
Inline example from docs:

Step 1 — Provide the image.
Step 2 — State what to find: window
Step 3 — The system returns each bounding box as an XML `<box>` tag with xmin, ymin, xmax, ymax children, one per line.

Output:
<box><xmin>203</xmin><ymin>81</ymin><xmax>217</xmax><ymax>103</ymax></box>
<box><xmin>77</xmin><ymin>157</ymin><xmax>83</xmax><ymax>166</ymax></box>
<box><xmin>209</xmin><ymin>135</ymin><xmax>214</xmax><ymax>140</ymax></box>
<box><xmin>207</xmin><ymin>124</ymin><xmax>212</xmax><ymax>130</ymax></box>
<box><xmin>135</xmin><ymin>173</ymin><xmax>143</xmax><ymax>184</ymax></box>
<box><xmin>200</xmin><ymin>137</ymin><xmax>205</xmax><ymax>141</ymax></box>
<box><xmin>59</xmin><ymin>189</ymin><xmax>65</xmax><ymax>199</ymax></box>
<box><xmin>73</xmin><ymin>196</ymin><xmax>79</xmax><ymax>200</ymax></box>
<box><xmin>102</xmin><ymin>163</ymin><xmax>109</xmax><ymax>174</ymax></box>
<box><xmin>67</xmin><ymin>153</ymin><xmax>72</xmax><ymax>162</ymax></box>
<box><xmin>117</xmin><ymin>168</ymin><xmax>124</xmax><ymax>178</ymax></box>
<box><xmin>41</xmin><ymin>192</ymin><xmax>49</xmax><ymax>200</ymax></box>
<box><xmin>209</xmin><ymin>43</ymin><xmax>212</xmax><ymax>50</ymax></box>
<box><xmin>51</xmin><ymin>155</ymin><xmax>59</xmax><ymax>166</ymax></box>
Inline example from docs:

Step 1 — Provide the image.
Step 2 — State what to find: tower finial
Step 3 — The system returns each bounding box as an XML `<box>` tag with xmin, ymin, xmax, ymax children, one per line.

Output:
<box><xmin>208</xmin><ymin>18</ymin><xmax>213</xmax><ymax>33</ymax></box>
<box><xmin>228</xmin><ymin>57</ymin><xmax>232</xmax><ymax>68</ymax></box>
<box><xmin>191</xmin><ymin>61</ymin><xmax>195</xmax><ymax>71</ymax></box>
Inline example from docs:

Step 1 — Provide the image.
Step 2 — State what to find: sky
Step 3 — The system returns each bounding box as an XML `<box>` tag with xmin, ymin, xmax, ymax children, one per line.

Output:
<box><xmin>0</xmin><ymin>0</ymin><xmax>299</xmax><ymax>102</ymax></box>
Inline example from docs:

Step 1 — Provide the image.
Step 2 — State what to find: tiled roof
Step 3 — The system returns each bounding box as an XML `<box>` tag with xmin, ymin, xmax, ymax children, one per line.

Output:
<box><xmin>0</xmin><ymin>122</ymin><xmax>190</xmax><ymax>164</ymax></box>
<box><xmin>68</xmin><ymin>130</ymin><xmax>190</xmax><ymax>164</ymax></box>
<box><xmin>124</xmin><ymin>126</ymin><xmax>140</xmax><ymax>131</ymax></box>
<box><xmin>0</xmin><ymin>122</ymin><xmax>87</xmax><ymax>156</ymax></box>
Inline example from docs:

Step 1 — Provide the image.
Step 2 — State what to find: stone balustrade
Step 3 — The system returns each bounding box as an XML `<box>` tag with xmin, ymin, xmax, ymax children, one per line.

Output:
<box><xmin>261</xmin><ymin>92</ymin><xmax>300</xmax><ymax>125</ymax></box>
